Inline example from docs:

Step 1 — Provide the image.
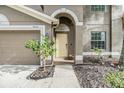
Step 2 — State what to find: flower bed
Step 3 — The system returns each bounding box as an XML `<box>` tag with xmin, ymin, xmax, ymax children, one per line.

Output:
<box><xmin>73</xmin><ymin>65</ymin><xmax>119</xmax><ymax>88</ymax></box>
<box><xmin>27</xmin><ymin>66</ymin><xmax>55</xmax><ymax>80</ymax></box>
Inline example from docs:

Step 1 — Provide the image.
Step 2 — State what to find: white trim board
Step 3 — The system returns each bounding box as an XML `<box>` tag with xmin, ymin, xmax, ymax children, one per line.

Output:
<box><xmin>0</xmin><ymin>25</ymin><xmax>44</xmax><ymax>30</ymax></box>
<box><xmin>83</xmin><ymin>52</ymin><xmax>120</xmax><ymax>56</ymax></box>
<box><xmin>0</xmin><ymin>25</ymin><xmax>45</xmax><ymax>40</ymax></box>
<box><xmin>76</xmin><ymin>55</ymin><xmax>83</xmax><ymax>60</ymax></box>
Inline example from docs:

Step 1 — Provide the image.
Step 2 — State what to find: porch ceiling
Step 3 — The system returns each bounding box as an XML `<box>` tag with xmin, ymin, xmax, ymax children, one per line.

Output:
<box><xmin>6</xmin><ymin>5</ymin><xmax>59</xmax><ymax>25</ymax></box>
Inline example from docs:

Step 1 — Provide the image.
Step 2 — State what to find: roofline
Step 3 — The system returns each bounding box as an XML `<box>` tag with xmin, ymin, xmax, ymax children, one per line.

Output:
<box><xmin>6</xmin><ymin>5</ymin><xmax>59</xmax><ymax>25</ymax></box>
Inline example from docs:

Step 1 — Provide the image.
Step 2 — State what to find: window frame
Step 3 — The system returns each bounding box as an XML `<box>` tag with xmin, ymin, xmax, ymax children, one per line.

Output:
<box><xmin>90</xmin><ymin>5</ymin><xmax>106</xmax><ymax>12</ymax></box>
<box><xmin>91</xmin><ymin>31</ymin><xmax>106</xmax><ymax>50</ymax></box>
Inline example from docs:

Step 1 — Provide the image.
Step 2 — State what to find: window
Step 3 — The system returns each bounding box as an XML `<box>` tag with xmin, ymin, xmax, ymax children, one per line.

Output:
<box><xmin>91</xmin><ymin>32</ymin><xmax>106</xmax><ymax>49</ymax></box>
<box><xmin>91</xmin><ymin>5</ymin><xmax>105</xmax><ymax>11</ymax></box>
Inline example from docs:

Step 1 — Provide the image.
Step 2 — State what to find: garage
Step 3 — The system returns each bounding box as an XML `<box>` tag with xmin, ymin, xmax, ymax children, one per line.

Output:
<box><xmin>0</xmin><ymin>5</ymin><xmax>58</xmax><ymax>65</ymax></box>
<box><xmin>0</xmin><ymin>30</ymin><xmax>40</xmax><ymax>65</ymax></box>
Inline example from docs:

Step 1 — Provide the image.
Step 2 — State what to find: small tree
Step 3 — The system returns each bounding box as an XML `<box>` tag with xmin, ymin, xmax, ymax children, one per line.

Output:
<box><xmin>25</xmin><ymin>36</ymin><xmax>55</xmax><ymax>71</ymax></box>
<box><xmin>93</xmin><ymin>48</ymin><xmax>102</xmax><ymax>57</ymax></box>
<box><xmin>93</xmin><ymin>48</ymin><xmax>104</xmax><ymax>64</ymax></box>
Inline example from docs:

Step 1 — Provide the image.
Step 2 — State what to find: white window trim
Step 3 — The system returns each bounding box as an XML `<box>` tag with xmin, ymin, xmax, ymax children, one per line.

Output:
<box><xmin>91</xmin><ymin>31</ymin><xmax>106</xmax><ymax>50</ymax></box>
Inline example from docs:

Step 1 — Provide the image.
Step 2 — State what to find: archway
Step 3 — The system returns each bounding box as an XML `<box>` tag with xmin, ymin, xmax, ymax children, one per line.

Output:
<box><xmin>53</xmin><ymin>13</ymin><xmax>76</xmax><ymax>62</ymax></box>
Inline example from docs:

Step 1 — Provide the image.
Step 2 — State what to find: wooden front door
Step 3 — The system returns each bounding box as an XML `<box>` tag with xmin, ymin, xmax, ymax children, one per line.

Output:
<box><xmin>56</xmin><ymin>33</ymin><xmax>68</xmax><ymax>58</ymax></box>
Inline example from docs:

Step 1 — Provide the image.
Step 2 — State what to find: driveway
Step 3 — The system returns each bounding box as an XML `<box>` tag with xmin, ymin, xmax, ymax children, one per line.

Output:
<box><xmin>0</xmin><ymin>65</ymin><xmax>80</xmax><ymax>88</ymax></box>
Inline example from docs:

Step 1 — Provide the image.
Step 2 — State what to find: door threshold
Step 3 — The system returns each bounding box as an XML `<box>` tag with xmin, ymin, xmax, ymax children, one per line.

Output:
<box><xmin>53</xmin><ymin>58</ymin><xmax>74</xmax><ymax>65</ymax></box>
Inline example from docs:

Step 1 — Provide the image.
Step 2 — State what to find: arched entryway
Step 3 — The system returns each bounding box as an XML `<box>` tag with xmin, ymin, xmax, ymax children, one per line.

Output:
<box><xmin>53</xmin><ymin>13</ymin><xmax>76</xmax><ymax>62</ymax></box>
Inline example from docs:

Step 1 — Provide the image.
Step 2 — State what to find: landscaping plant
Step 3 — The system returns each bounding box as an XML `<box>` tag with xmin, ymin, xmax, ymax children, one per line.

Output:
<box><xmin>25</xmin><ymin>35</ymin><xmax>56</xmax><ymax>71</ymax></box>
<box><xmin>105</xmin><ymin>71</ymin><xmax>124</xmax><ymax>88</ymax></box>
<box><xmin>93</xmin><ymin>48</ymin><xmax>104</xmax><ymax>64</ymax></box>
<box><xmin>93</xmin><ymin>48</ymin><xmax>102</xmax><ymax>56</ymax></box>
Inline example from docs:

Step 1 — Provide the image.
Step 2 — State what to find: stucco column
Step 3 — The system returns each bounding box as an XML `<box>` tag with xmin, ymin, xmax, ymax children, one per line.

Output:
<box><xmin>111</xmin><ymin>6</ymin><xmax>123</xmax><ymax>60</ymax></box>
<box><xmin>112</xmin><ymin>18</ymin><xmax>123</xmax><ymax>59</ymax></box>
<box><xmin>75</xmin><ymin>25</ymin><xmax>83</xmax><ymax>64</ymax></box>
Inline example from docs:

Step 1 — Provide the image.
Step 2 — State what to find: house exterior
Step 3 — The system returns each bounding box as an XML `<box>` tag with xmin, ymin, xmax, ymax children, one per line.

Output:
<box><xmin>0</xmin><ymin>5</ymin><xmax>123</xmax><ymax>65</ymax></box>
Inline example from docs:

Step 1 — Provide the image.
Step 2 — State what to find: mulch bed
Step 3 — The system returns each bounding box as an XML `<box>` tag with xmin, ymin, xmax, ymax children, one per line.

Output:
<box><xmin>27</xmin><ymin>66</ymin><xmax>55</xmax><ymax>80</ymax></box>
<box><xmin>73</xmin><ymin>64</ymin><xmax>119</xmax><ymax>88</ymax></box>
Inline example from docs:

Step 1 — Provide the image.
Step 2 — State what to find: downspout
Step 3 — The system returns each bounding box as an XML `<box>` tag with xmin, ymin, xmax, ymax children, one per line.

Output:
<box><xmin>51</xmin><ymin>22</ymin><xmax>54</xmax><ymax>65</ymax></box>
<box><xmin>109</xmin><ymin>5</ymin><xmax>112</xmax><ymax>57</ymax></box>
<box><xmin>51</xmin><ymin>22</ymin><xmax>59</xmax><ymax>65</ymax></box>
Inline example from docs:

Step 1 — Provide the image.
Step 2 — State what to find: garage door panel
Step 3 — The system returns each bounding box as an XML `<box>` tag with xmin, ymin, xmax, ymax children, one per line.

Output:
<box><xmin>0</xmin><ymin>30</ymin><xmax>40</xmax><ymax>65</ymax></box>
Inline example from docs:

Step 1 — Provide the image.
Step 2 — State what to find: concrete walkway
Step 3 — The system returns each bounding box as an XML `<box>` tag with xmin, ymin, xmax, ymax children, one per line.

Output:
<box><xmin>0</xmin><ymin>65</ymin><xmax>80</xmax><ymax>88</ymax></box>
<box><xmin>50</xmin><ymin>65</ymin><xmax>80</xmax><ymax>88</ymax></box>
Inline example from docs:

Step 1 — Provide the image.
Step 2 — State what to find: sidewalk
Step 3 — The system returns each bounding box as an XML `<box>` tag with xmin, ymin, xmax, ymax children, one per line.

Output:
<box><xmin>50</xmin><ymin>65</ymin><xmax>80</xmax><ymax>88</ymax></box>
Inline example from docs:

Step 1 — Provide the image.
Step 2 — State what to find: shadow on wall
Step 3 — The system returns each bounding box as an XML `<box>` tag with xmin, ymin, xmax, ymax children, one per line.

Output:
<box><xmin>83</xmin><ymin>41</ymin><xmax>91</xmax><ymax>52</ymax></box>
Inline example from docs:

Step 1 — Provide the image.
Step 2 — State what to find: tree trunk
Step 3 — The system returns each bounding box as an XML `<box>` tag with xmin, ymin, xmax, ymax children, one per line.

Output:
<box><xmin>40</xmin><ymin>56</ymin><xmax>44</xmax><ymax>67</ymax></box>
<box><xmin>43</xmin><ymin>59</ymin><xmax>46</xmax><ymax>71</ymax></box>
<box><xmin>51</xmin><ymin>56</ymin><xmax>54</xmax><ymax>66</ymax></box>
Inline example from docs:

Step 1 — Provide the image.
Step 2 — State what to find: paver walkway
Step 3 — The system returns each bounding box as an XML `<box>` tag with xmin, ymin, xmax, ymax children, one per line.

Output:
<box><xmin>0</xmin><ymin>65</ymin><xmax>80</xmax><ymax>88</ymax></box>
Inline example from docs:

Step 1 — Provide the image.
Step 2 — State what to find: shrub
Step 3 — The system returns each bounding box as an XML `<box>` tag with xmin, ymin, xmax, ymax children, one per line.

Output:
<box><xmin>93</xmin><ymin>48</ymin><xmax>105</xmax><ymax>64</ymax></box>
<box><xmin>105</xmin><ymin>71</ymin><xmax>124</xmax><ymax>88</ymax></box>
<box><xmin>93</xmin><ymin>48</ymin><xmax>102</xmax><ymax>56</ymax></box>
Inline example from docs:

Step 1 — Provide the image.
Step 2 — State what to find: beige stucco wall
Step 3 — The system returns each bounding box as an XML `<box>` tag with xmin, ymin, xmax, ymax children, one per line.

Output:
<box><xmin>83</xmin><ymin>5</ymin><xmax>110</xmax><ymax>52</ymax></box>
<box><xmin>112</xmin><ymin>5</ymin><xmax>123</xmax><ymax>59</ymax></box>
<box><xmin>82</xmin><ymin>5</ymin><xmax>123</xmax><ymax>61</ymax></box>
<box><xmin>0</xmin><ymin>6</ymin><xmax>42</xmax><ymax>25</ymax></box>
<box><xmin>0</xmin><ymin>5</ymin><xmax>123</xmax><ymax>64</ymax></box>
<box><xmin>0</xmin><ymin>5</ymin><xmax>51</xmax><ymax>37</ymax></box>
<box><xmin>42</xmin><ymin>5</ymin><xmax>83</xmax><ymax>22</ymax></box>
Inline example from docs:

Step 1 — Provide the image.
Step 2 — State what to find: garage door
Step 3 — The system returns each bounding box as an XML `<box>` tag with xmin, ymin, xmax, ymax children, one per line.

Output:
<box><xmin>0</xmin><ymin>30</ymin><xmax>40</xmax><ymax>65</ymax></box>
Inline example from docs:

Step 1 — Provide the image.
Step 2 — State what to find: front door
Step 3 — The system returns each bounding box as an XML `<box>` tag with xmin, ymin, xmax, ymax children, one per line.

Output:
<box><xmin>56</xmin><ymin>33</ymin><xmax>68</xmax><ymax>58</ymax></box>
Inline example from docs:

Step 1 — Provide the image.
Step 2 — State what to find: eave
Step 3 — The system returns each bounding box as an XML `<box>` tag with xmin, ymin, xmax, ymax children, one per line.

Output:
<box><xmin>7</xmin><ymin>5</ymin><xmax>59</xmax><ymax>25</ymax></box>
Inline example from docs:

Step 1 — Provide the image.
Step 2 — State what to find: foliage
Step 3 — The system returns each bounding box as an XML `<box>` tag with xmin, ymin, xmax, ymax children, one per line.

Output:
<box><xmin>93</xmin><ymin>48</ymin><xmax>102</xmax><ymax>56</ymax></box>
<box><xmin>40</xmin><ymin>36</ymin><xmax>56</xmax><ymax>59</ymax></box>
<box><xmin>25</xmin><ymin>36</ymin><xmax>55</xmax><ymax>59</ymax></box>
<box><xmin>25</xmin><ymin>36</ymin><xmax>56</xmax><ymax>71</ymax></box>
<box><xmin>25</xmin><ymin>39</ymin><xmax>41</xmax><ymax>57</ymax></box>
<box><xmin>105</xmin><ymin>71</ymin><xmax>124</xmax><ymax>88</ymax></box>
